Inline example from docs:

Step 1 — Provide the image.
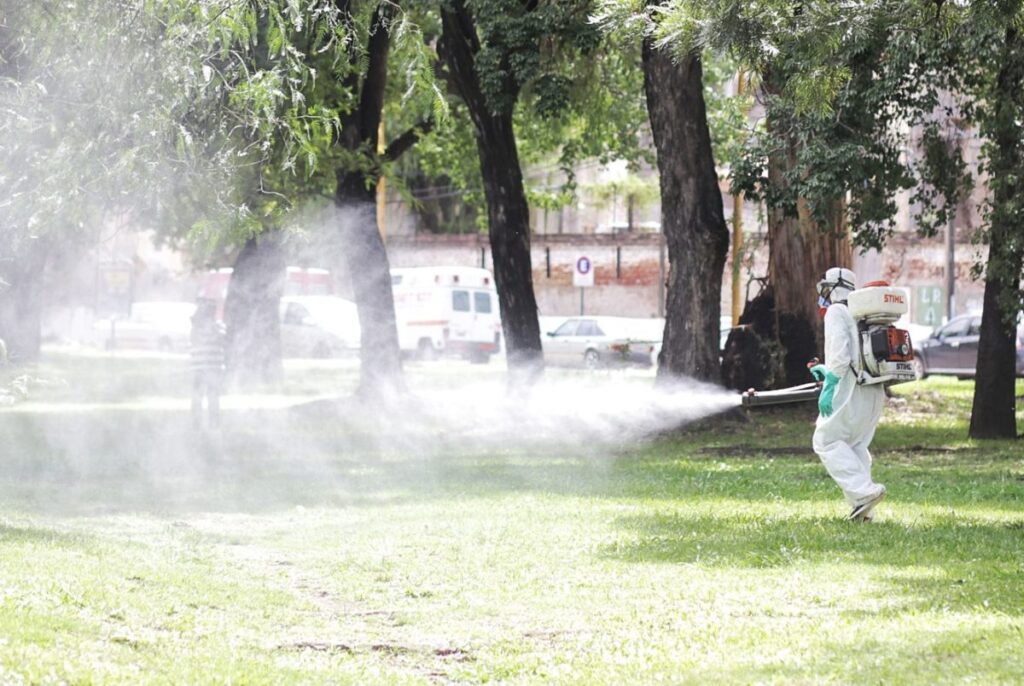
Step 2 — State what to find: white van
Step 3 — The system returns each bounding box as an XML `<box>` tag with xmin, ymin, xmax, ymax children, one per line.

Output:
<box><xmin>391</xmin><ymin>267</ymin><xmax>502</xmax><ymax>363</ymax></box>
<box><xmin>279</xmin><ymin>295</ymin><xmax>360</xmax><ymax>358</ymax></box>
<box><xmin>92</xmin><ymin>301</ymin><xmax>195</xmax><ymax>352</ymax></box>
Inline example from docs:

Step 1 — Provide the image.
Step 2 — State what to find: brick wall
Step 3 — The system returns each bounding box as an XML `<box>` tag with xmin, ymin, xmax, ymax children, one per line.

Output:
<box><xmin>387</xmin><ymin>233</ymin><xmax>669</xmax><ymax>319</ymax></box>
<box><xmin>386</xmin><ymin>229</ymin><xmax>985</xmax><ymax>325</ymax></box>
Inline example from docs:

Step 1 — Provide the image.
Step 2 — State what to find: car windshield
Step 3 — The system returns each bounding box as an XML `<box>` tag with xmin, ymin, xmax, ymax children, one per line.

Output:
<box><xmin>939</xmin><ymin>317</ymin><xmax>970</xmax><ymax>338</ymax></box>
<box><xmin>552</xmin><ymin>320</ymin><xmax>578</xmax><ymax>336</ymax></box>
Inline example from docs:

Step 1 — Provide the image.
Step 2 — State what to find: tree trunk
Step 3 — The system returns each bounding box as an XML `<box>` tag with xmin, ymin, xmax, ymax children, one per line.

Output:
<box><xmin>641</xmin><ymin>41</ymin><xmax>729</xmax><ymax>383</ymax></box>
<box><xmin>335</xmin><ymin>180</ymin><xmax>405</xmax><ymax>397</ymax></box>
<box><xmin>0</xmin><ymin>241</ymin><xmax>47</xmax><ymax>365</ymax></box>
<box><xmin>473</xmin><ymin>110</ymin><xmax>543</xmax><ymax>376</ymax></box>
<box><xmin>969</xmin><ymin>247</ymin><xmax>1021</xmax><ymax>438</ymax></box>
<box><xmin>970</xmin><ymin>26</ymin><xmax>1023</xmax><ymax>439</ymax></box>
<box><xmin>765</xmin><ymin>122</ymin><xmax>851</xmax><ymax>387</ymax></box>
<box><xmin>329</xmin><ymin>1</ymin><xmax>406</xmax><ymax>398</ymax></box>
<box><xmin>438</xmin><ymin>0</ymin><xmax>544</xmax><ymax>381</ymax></box>
<box><xmin>224</xmin><ymin>234</ymin><xmax>285</xmax><ymax>386</ymax></box>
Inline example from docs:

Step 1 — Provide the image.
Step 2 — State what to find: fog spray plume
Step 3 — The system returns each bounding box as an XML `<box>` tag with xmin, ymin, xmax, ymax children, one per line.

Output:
<box><xmin>326</xmin><ymin>375</ymin><xmax>742</xmax><ymax>456</ymax></box>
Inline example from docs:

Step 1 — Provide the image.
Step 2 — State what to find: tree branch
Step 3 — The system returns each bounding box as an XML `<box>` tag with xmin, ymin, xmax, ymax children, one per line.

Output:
<box><xmin>357</xmin><ymin>2</ymin><xmax>393</xmax><ymax>143</ymax></box>
<box><xmin>438</xmin><ymin>0</ymin><xmax>487</xmax><ymax>114</ymax></box>
<box><xmin>383</xmin><ymin>118</ymin><xmax>434</xmax><ymax>162</ymax></box>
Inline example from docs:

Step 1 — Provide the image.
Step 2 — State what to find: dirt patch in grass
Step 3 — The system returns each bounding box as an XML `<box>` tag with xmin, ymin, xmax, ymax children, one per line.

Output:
<box><xmin>282</xmin><ymin>641</ymin><xmax>470</xmax><ymax>660</ymax></box>
<box><xmin>284</xmin><ymin>641</ymin><xmax>354</xmax><ymax>653</ymax></box>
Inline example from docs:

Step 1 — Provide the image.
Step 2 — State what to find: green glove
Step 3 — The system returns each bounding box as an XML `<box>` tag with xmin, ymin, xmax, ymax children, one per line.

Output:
<box><xmin>809</xmin><ymin>364</ymin><xmax>827</xmax><ymax>382</ymax></box>
<box><xmin>818</xmin><ymin>370</ymin><xmax>841</xmax><ymax>417</ymax></box>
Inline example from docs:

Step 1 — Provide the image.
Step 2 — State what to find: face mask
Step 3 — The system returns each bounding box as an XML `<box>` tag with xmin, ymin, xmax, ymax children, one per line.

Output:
<box><xmin>818</xmin><ymin>295</ymin><xmax>829</xmax><ymax>318</ymax></box>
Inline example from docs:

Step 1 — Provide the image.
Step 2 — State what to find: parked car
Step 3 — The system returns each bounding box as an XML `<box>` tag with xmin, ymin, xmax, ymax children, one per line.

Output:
<box><xmin>539</xmin><ymin>315</ymin><xmax>570</xmax><ymax>338</ymax></box>
<box><xmin>542</xmin><ymin>316</ymin><xmax>662</xmax><ymax>369</ymax></box>
<box><xmin>914</xmin><ymin>313</ymin><xmax>1024</xmax><ymax>378</ymax></box>
<box><xmin>93</xmin><ymin>301</ymin><xmax>195</xmax><ymax>351</ymax></box>
<box><xmin>279</xmin><ymin>296</ymin><xmax>360</xmax><ymax>358</ymax></box>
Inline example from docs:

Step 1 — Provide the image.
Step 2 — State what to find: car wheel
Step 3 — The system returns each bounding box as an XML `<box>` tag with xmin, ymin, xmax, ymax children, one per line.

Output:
<box><xmin>583</xmin><ymin>349</ymin><xmax>600</xmax><ymax>370</ymax></box>
<box><xmin>417</xmin><ymin>338</ymin><xmax>437</xmax><ymax>361</ymax></box>
<box><xmin>912</xmin><ymin>357</ymin><xmax>928</xmax><ymax>380</ymax></box>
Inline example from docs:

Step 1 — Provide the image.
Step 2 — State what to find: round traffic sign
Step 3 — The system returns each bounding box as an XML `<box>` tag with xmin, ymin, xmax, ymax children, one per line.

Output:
<box><xmin>576</xmin><ymin>256</ymin><xmax>592</xmax><ymax>275</ymax></box>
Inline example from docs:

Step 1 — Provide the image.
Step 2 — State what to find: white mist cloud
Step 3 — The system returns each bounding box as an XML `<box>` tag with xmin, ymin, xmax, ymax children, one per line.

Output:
<box><xmin>331</xmin><ymin>374</ymin><xmax>741</xmax><ymax>455</ymax></box>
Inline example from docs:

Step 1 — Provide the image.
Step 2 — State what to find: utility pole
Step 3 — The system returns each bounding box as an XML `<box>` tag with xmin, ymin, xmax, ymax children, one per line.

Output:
<box><xmin>376</xmin><ymin>121</ymin><xmax>387</xmax><ymax>242</ymax></box>
<box><xmin>946</xmin><ymin>214</ymin><xmax>955</xmax><ymax>321</ymax></box>
<box><xmin>731</xmin><ymin>71</ymin><xmax>746</xmax><ymax>326</ymax></box>
<box><xmin>944</xmin><ymin>116</ymin><xmax>960</xmax><ymax>321</ymax></box>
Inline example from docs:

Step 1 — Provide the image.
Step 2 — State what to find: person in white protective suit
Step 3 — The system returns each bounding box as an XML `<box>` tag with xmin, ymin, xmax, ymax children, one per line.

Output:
<box><xmin>808</xmin><ymin>268</ymin><xmax>887</xmax><ymax>521</ymax></box>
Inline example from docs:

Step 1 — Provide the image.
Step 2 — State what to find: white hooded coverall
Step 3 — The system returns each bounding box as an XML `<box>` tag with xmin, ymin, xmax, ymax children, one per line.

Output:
<box><xmin>812</xmin><ymin>303</ymin><xmax>885</xmax><ymax>505</ymax></box>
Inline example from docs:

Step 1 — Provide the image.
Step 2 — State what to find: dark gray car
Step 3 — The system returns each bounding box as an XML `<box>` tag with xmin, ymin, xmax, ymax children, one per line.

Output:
<box><xmin>915</xmin><ymin>314</ymin><xmax>1024</xmax><ymax>378</ymax></box>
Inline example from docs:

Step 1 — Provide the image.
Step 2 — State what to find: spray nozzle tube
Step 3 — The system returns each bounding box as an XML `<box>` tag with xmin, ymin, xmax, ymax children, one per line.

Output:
<box><xmin>741</xmin><ymin>381</ymin><xmax>822</xmax><ymax>408</ymax></box>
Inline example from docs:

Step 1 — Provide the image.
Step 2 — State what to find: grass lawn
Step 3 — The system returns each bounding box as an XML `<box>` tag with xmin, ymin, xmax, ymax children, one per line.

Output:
<box><xmin>1</xmin><ymin>351</ymin><xmax>1022</xmax><ymax>684</ymax></box>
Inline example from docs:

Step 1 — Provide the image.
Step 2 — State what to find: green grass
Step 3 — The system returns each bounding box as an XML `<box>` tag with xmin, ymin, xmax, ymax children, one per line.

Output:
<box><xmin>1</xmin><ymin>353</ymin><xmax>1022</xmax><ymax>684</ymax></box>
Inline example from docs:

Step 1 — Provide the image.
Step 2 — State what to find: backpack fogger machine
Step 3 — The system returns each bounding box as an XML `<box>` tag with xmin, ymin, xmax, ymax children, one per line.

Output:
<box><xmin>741</xmin><ymin>282</ymin><xmax>917</xmax><ymax>408</ymax></box>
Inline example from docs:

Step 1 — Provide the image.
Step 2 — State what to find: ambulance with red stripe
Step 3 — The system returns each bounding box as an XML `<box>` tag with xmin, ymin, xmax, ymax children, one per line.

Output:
<box><xmin>391</xmin><ymin>267</ymin><xmax>502</xmax><ymax>363</ymax></box>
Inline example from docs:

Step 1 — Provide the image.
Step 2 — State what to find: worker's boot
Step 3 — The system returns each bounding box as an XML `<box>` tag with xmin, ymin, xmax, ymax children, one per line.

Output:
<box><xmin>849</xmin><ymin>486</ymin><xmax>886</xmax><ymax>522</ymax></box>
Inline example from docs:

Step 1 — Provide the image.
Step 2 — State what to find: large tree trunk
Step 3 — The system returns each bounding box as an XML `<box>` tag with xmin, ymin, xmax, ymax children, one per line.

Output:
<box><xmin>335</xmin><ymin>180</ymin><xmax>405</xmax><ymax>397</ymax></box>
<box><xmin>970</xmin><ymin>26</ymin><xmax>1023</xmax><ymax>439</ymax></box>
<box><xmin>642</xmin><ymin>41</ymin><xmax>729</xmax><ymax>383</ymax></box>
<box><xmin>331</xmin><ymin>1</ymin><xmax>405</xmax><ymax>398</ymax></box>
<box><xmin>472</xmin><ymin>110</ymin><xmax>543</xmax><ymax>375</ymax></box>
<box><xmin>0</xmin><ymin>241</ymin><xmax>47</xmax><ymax>365</ymax></box>
<box><xmin>969</xmin><ymin>248</ymin><xmax>1021</xmax><ymax>438</ymax></box>
<box><xmin>765</xmin><ymin>120</ymin><xmax>851</xmax><ymax>387</ymax></box>
<box><xmin>224</xmin><ymin>234</ymin><xmax>285</xmax><ymax>386</ymax></box>
<box><xmin>438</xmin><ymin>0</ymin><xmax>544</xmax><ymax>381</ymax></box>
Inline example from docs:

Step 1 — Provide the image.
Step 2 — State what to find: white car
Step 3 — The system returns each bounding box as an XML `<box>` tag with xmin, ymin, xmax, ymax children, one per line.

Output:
<box><xmin>93</xmin><ymin>301</ymin><xmax>195</xmax><ymax>352</ymax></box>
<box><xmin>542</xmin><ymin>316</ymin><xmax>663</xmax><ymax>369</ymax></box>
<box><xmin>280</xmin><ymin>296</ymin><xmax>361</xmax><ymax>358</ymax></box>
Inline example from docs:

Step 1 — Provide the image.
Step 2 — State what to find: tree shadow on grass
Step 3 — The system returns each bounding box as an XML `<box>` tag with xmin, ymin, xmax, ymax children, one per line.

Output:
<box><xmin>600</xmin><ymin>510</ymin><xmax>1024</xmax><ymax>617</ymax></box>
<box><xmin>679</xmin><ymin>621</ymin><xmax>1023</xmax><ymax>685</ymax></box>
